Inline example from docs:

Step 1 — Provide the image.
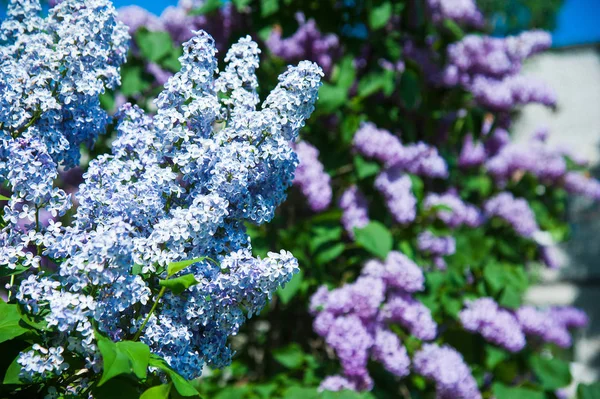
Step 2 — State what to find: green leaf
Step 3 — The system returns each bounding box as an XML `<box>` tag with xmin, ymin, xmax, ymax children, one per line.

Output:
<box><xmin>254</xmin><ymin>383</ymin><xmax>277</xmax><ymax>399</ymax></box>
<box><xmin>120</xmin><ymin>66</ymin><xmax>151</xmax><ymax>97</ymax></box>
<box><xmin>408</xmin><ymin>174</ymin><xmax>424</xmax><ymax>200</ymax></box>
<box><xmin>149</xmin><ymin>355</ymin><xmax>199</xmax><ymax>397</ymax></box>
<box><xmin>0</xmin><ymin>264</ymin><xmax>29</xmax><ymax>277</ymax></box>
<box><xmin>93</xmin><ymin>377</ymin><xmax>142</xmax><ymax>399</ymax></box>
<box><xmin>135</xmin><ymin>29</ymin><xmax>174</xmax><ymax>63</ymax></box>
<box><xmin>318</xmin><ymin>84</ymin><xmax>347</xmax><ymax>113</ymax></box>
<box><xmin>485</xmin><ymin>345</ymin><xmax>508</xmax><ymax>370</ymax></box>
<box><xmin>443</xmin><ymin>19</ymin><xmax>465</xmax><ymax>39</ymax></box>
<box><xmin>273</xmin><ymin>343</ymin><xmax>305</xmax><ymax>369</ymax></box>
<box><xmin>96</xmin><ymin>332</ymin><xmax>150</xmax><ymax>386</ymax></box>
<box><xmin>282</xmin><ymin>386</ymin><xmax>319</xmax><ymax>399</ymax></box>
<box><xmin>498</xmin><ymin>285</ymin><xmax>523</xmax><ymax>309</ymax></box>
<box><xmin>3</xmin><ymin>352</ymin><xmax>24</xmax><ymax>385</ymax></box>
<box><xmin>354</xmin><ymin>221</ymin><xmax>393</xmax><ymax>259</ymax></box>
<box><xmin>160</xmin><ymin>47</ymin><xmax>183</xmax><ymax>72</ymax></box>
<box><xmin>314</xmin><ymin>243</ymin><xmax>345</xmax><ymax>265</ymax></box>
<box><xmin>354</xmin><ymin>156</ymin><xmax>380</xmax><ymax>180</ymax></box>
<box><xmin>0</xmin><ymin>302</ymin><xmax>28</xmax><ymax>344</ymax></box>
<box><xmin>530</xmin><ymin>355</ymin><xmax>571</xmax><ymax>390</ymax></box>
<box><xmin>492</xmin><ymin>383</ymin><xmax>545</xmax><ymax>399</ymax></box>
<box><xmin>334</xmin><ymin>57</ymin><xmax>356</xmax><ymax>90</ymax></box>
<box><xmin>322</xmin><ymin>390</ymin><xmax>376</xmax><ymax>399</ymax></box>
<box><xmin>214</xmin><ymin>387</ymin><xmax>250</xmax><ymax>399</ymax></box>
<box><xmin>159</xmin><ymin>274</ymin><xmax>199</xmax><ymax>295</ymax></box>
<box><xmin>578</xmin><ymin>382</ymin><xmax>600</xmax><ymax>399</ymax></box>
<box><xmin>261</xmin><ymin>0</ymin><xmax>279</xmax><ymax>17</ymax></box>
<box><xmin>140</xmin><ymin>383</ymin><xmax>172</xmax><ymax>399</ymax></box>
<box><xmin>99</xmin><ymin>91</ymin><xmax>115</xmax><ymax>111</ymax></box>
<box><xmin>167</xmin><ymin>257</ymin><xmax>207</xmax><ymax>277</ymax></box>
<box><xmin>309</xmin><ymin>226</ymin><xmax>342</xmax><ymax>254</ymax></box>
<box><xmin>232</xmin><ymin>0</ymin><xmax>251</xmax><ymax>10</ymax></box>
<box><xmin>0</xmin><ymin>195</ymin><xmax>9</xmax><ymax>201</ymax></box>
<box><xmin>399</xmin><ymin>69</ymin><xmax>421</xmax><ymax>110</ymax></box>
<box><xmin>357</xmin><ymin>70</ymin><xmax>395</xmax><ymax>98</ymax></box>
<box><xmin>369</xmin><ymin>2</ymin><xmax>392</xmax><ymax>30</ymax></box>
<box><xmin>277</xmin><ymin>270</ymin><xmax>303</xmax><ymax>305</ymax></box>
<box><xmin>189</xmin><ymin>0</ymin><xmax>222</xmax><ymax>15</ymax></box>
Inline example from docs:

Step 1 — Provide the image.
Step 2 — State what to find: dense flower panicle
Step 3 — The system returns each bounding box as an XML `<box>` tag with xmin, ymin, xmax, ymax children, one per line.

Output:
<box><xmin>423</xmin><ymin>192</ymin><xmax>482</xmax><ymax>228</ymax></box>
<box><xmin>313</xmin><ymin>251</ymin><xmax>432</xmax><ymax>391</ymax></box>
<box><xmin>353</xmin><ymin>122</ymin><xmax>403</xmax><ymax>165</ymax></box>
<box><xmin>375</xmin><ymin>169</ymin><xmax>417</xmax><ymax>224</ymax></box>
<box><xmin>426</xmin><ymin>0</ymin><xmax>484</xmax><ymax>27</ymax></box>
<box><xmin>319</xmin><ymin>375</ymin><xmax>358</xmax><ymax>392</ymax></box>
<box><xmin>458</xmin><ymin>133</ymin><xmax>486</xmax><ymax>167</ymax></box>
<box><xmin>267</xmin><ymin>13</ymin><xmax>340</xmax><ymax>75</ymax></box>
<box><xmin>417</xmin><ymin>231</ymin><xmax>456</xmax><ymax>257</ymax></box>
<box><xmin>484</xmin><ymin>192</ymin><xmax>539</xmax><ymax>238</ymax></box>
<box><xmin>371</xmin><ymin>328</ymin><xmax>411</xmax><ymax>377</ymax></box>
<box><xmin>118</xmin><ymin>5</ymin><xmax>163</xmax><ymax>34</ymax></box>
<box><xmin>413</xmin><ymin>344</ymin><xmax>482</xmax><ymax>399</ymax></box>
<box><xmin>459</xmin><ymin>298</ymin><xmax>526</xmax><ymax>352</ymax></box>
<box><xmin>17</xmin><ymin>344</ymin><xmax>69</xmax><ymax>382</ymax></box>
<box><xmin>339</xmin><ymin>186</ymin><xmax>370</xmax><ymax>237</ymax></box>
<box><xmin>486</xmin><ymin>132</ymin><xmax>566</xmax><ymax>184</ymax></box>
<box><xmin>11</xmin><ymin>29</ymin><xmax>323</xmax><ymax>380</ymax></box>
<box><xmin>292</xmin><ymin>141</ymin><xmax>332</xmax><ymax>212</ymax></box>
<box><xmin>445</xmin><ymin>32</ymin><xmax>551</xmax><ymax>79</ymax></box>
<box><xmin>362</xmin><ymin>252</ymin><xmax>425</xmax><ymax>293</ymax></box>
<box><xmin>353</xmin><ymin>122</ymin><xmax>448</xmax><ymax>178</ymax></box>
<box><xmin>382</xmin><ymin>293</ymin><xmax>437</xmax><ymax>340</ymax></box>
<box><xmin>0</xmin><ymin>0</ymin><xmax>128</xmax><ymax>273</ymax></box>
<box><xmin>563</xmin><ymin>172</ymin><xmax>600</xmax><ymax>200</ymax></box>
<box><xmin>442</xmin><ymin>31</ymin><xmax>556</xmax><ymax>111</ymax></box>
<box><xmin>485</xmin><ymin>127</ymin><xmax>511</xmax><ymax>156</ymax></box>
<box><xmin>516</xmin><ymin>305</ymin><xmax>587</xmax><ymax>348</ymax></box>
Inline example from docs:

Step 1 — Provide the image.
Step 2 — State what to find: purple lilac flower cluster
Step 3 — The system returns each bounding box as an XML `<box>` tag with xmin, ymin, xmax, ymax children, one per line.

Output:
<box><xmin>442</xmin><ymin>31</ymin><xmax>555</xmax><ymax>111</ymax></box>
<box><xmin>484</xmin><ymin>192</ymin><xmax>539</xmax><ymax>238</ymax></box>
<box><xmin>413</xmin><ymin>343</ymin><xmax>482</xmax><ymax>399</ymax></box>
<box><xmin>311</xmin><ymin>251</ymin><xmax>437</xmax><ymax>391</ymax></box>
<box><xmin>417</xmin><ymin>231</ymin><xmax>456</xmax><ymax>269</ymax></box>
<box><xmin>426</xmin><ymin>0</ymin><xmax>484</xmax><ymax>27</ymax></box>
<box><xmin>459</xmin><ymin>298</ymin><xmax>526</xmax><ymax>352</ymax></box>
<box><xmin>349</xmin><ymin>122</ymin><xmax>449</xmax><ymax>226</ymax></box>
<box><xmin>266</xmin><ymin>13</ymin><xmax>340</xmax><ymax>75</ymax></box>
<box><xmin>5</xmin><ymin>11</ymin><xmax>323</xmax><ymax>380</ymax></box>
<box><xmin>517</xmin><ymin>305</ymin><xmax>588</xmax><ymax>348</ymax></box>
<box><xmin>353</xmin><ymin>122</ymin><xmax>448</xmax><ymax>178</ymax></box>
<box><xmin>292</xmin><ymin>141</ymin><xmax>332</xmax><ymax>212</ymax></box>
<box><xmin>486</xmin><ymin>131</ymin><xmax>600</xmax><ymax>199</ymax></box>
<box><xmin>339</xmin><ymin>186</ymin><xmax>370</xmax><ymax>237</ymax></box>
<box><xmin>423</xmin><ymin>191</ymin><xmax>482</xmax><ymax>228</ymax></box>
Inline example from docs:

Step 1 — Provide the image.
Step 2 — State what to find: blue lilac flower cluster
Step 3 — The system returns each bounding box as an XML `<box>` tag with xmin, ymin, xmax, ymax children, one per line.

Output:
<box><xmin>2</xmin><ymin>0</ymin><xmax>323</xmax><ymax>383</ymax></box>
<box><xmin>0</xmin><ymin>0</ymin><xmax>128</xmax><ymax>273</ymax></box>
<box><xmin>311</xmin><ymin>252</ymin><xmax>437</xmax><ymax>391</ymax></box>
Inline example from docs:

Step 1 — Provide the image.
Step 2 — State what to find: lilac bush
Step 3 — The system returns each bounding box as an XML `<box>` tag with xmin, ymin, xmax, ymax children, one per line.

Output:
<box><xmin>32</xmin><ymin>0</ymin><xmax>600</xmax><ymax>398</ymax></box>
